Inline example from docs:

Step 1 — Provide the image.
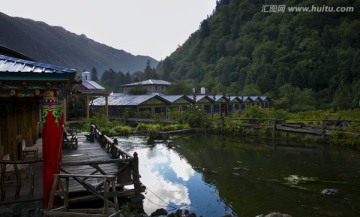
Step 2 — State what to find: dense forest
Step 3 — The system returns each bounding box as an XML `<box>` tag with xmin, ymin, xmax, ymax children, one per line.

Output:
<box><xmin>156</xmin><ymin>0</ymin><xmax>360</xmax><ymax>111</ymax></box>
<box><xmin>99</xmin><ymin>60</ymin><xmax>158</xmax><ymax>92</ymax></box>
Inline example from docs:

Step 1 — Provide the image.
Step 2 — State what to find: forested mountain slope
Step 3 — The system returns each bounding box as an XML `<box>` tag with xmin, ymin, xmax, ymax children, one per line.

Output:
<box><xmin>157</xmin><ymin>0</ymin><xmax>360</xmax><ymax>110</ymax></box>
<box><xmin>0</xmin><ymin>12</ymin><xmax>158</xmax><ymax>76</ymax></box>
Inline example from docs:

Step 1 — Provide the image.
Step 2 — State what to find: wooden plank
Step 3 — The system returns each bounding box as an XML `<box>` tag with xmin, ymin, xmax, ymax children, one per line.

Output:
<box><xmin>61</xmin><ymin>133</ymin><xmax>120</xmax><ymax>194</ymax></box>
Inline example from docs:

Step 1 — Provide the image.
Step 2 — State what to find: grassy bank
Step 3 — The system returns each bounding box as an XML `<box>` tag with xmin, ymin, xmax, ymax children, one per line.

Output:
<box><xmin>75</xmin><ymin>108</ymin><xmax>360</xmax><ymax>149</ymax></box>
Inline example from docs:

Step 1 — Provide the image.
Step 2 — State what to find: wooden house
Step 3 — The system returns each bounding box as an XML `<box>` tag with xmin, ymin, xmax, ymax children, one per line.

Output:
<box><xmin>228</xmin><ymin>96</ymin><xmax>242</xmax><ymax>114</ymax></box>
<box><xmin>187</xmin><ymin>95</ymin><xmax>215</xmax><ymax>114</ymax></box>
<box><xmin>0</xmin><ymin>54</ymin><xmax>76</xmax><ymax>159</ymax></box>
<box><xmin>161</xmin><ymin>95</ymin><xmax>195</xmax><ymax>113</ymax></box>
<box><xmin>240</xmin><ymin>96</ymin><xmax>251</xmax><ymax>110</ymax></box>
<box><xmin>211</xmin><ymin>95</ymin><xmax>230</xmax><ymax>116</ymax></box>
<box><xmin>0</xmin><ymin>52</ymin><xmax>76</xmax><ymax>207</ymax></box>
<box><xmin>70</xmin><ymin>74</ymin><xmax>110</xmax><ymax>121</ymax></box>
<box><xmin>250</xmin><ymin>96</ymin><xmax>261</xmax><ymax>107</ymax></box>
<box><xmin>259</xmin><ymin>96</ymin><xmax>270</xmax><ymax>109</ymax></box>
<box><xmin>91</xmin><ymin>94</ymin><xmax>170</xmax><ymax>118</ymax></box>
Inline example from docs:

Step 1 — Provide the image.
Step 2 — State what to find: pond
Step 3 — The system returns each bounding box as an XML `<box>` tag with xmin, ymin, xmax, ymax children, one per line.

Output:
<box><xmin>115</xmin><ymin>134</ymin><xmax>360</xmax><ymax>217</ymax></box>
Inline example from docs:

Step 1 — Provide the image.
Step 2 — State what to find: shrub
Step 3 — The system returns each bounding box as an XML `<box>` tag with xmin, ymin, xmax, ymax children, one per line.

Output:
<box><xmin>113</xmin><ymin>125</ymin><xmax>133</xmax><ymax>136</ymax></box>
<box><xmin>182</xmin><ymin>105</ymin><xmax>211</xmax><ymax>128</ymax></box>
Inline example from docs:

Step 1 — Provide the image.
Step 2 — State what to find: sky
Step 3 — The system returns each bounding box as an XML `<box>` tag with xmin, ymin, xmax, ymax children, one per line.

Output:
<box><xmin>0</xmin><ymin>0</ymin><xmax>217</xmax><ymax>61</ymax></box>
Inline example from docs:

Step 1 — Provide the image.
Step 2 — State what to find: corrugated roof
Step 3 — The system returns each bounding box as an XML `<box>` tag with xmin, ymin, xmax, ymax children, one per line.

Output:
<box><xmin>92</xmin><ymin>94</ymin><xmax>170</xmax><ymax>106</ymax></box>
<box><xmin>161</xmin><ymin>95</ymin><xmax>194</xmax><ymax>103</ymax></box>
<box><xmin>121</xmin><ymin>79</ymin><xmax>172</xmax><ymax>87</ymax></box>
<box><xmin>213</xmin><ymin>95</ymin><xmax>230</xmax><ymax>102</ymax></box>
<box><xmin>0</xmin><ymin>54</ymin><xmax>76</xmax><ymax>73</ymax></box>
<box><xmin>230</xmin><ymin>96</ymin><xmax>241</xmax><ymax>102</ymax></box>
<box><xmin>259</xmin><ymin>96</ymin><xmax>268</xmax><ymax>101</ymax></box>
<box><xmin>250</xmin><ymin>96</ymin><xmax>259</xmax><ymax>101</ymax></box>
<box><xmin>82</xmin><ymin>80</ymin><xmax>105</xmax><ymax>90</ymax></box>
<box><xmin>241</xmin><ymin>96</ymin><xmax>250</xmax><ymax>101</ymax></box>
<box><xmin>92</xmin><ymin>94</ymin><xmax>269</xmax><ymax>106</ymax></box>
<box><xmin>186</xmin><ymin>95</ymin><xmax>215</xmax><ymax>103</ymax></box>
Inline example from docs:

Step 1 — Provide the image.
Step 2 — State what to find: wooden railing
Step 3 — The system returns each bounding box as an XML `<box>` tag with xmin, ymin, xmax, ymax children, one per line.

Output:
<box><xmin>0</xmin><ymin>159</ymin><xmax>41</xmax><ymax>201</ymax></box>
<box><xmin>89</xmin><ymin>124</ymin><xmax>141</xmax><ymax>190</ymax></box>
<box><xmin>217</xmin><ymin>117</ymin><xmax>360</xmax><ymax>137</ymax></box>
<box><xmin>90</xmin><ymin>124</ymin><xmax>133</xmax><ymax>160</ymax></box>
<box><xmin>45</xmin><ymin>124</ymin><xmax>145</xmax><ymax>215</ymax></box>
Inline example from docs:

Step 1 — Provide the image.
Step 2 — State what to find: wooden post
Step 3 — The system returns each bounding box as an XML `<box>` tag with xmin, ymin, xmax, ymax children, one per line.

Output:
<box><xmin>86</xmin><ymin>94</ymin><xmax>90</xmax><ymax>119</ymax></box>
<box><xmin>63</xmin><ymin>97</ymin><xmax>67</xmax><ymax>123</ymax></box>
<box><xmin>105</xmin><ymin>95</ymin><xmax>109</xmax><ymax>119</ymax></box>
<box><xmin>322</xmin><ymin>121</ymin><xmax>326</xmax><ymax>138</ymax></box>
<box><xmin>132</xmin><ymin>152</ymin><xmax>140</xmax><ymax>190</ymax></box>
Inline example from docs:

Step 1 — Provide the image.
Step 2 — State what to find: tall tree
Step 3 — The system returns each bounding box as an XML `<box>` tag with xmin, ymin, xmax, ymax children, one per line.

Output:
<box><xmin>144</xmin><ymin>60</ymin><xmax>158</xmax><ymax>80</ymax></box>
<box><xmin>90</xmin><ymin>67</ymin><xmax>99</xmax><ymax>81</ymax></box>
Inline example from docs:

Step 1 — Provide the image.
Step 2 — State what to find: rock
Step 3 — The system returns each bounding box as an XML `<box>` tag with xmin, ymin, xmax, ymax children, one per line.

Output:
<box><xmin>321</xmin><ymin>188</ymin><xmax>339</xmax><ymax>196</ymax></box>
<box><xmin>167</xmin><ymin>214</ymin><xmax>176</xmax><ymax>217</ymax></box>
<box><xmin>151</xmin><ymin>208</ymin><xmax>168</xmax><ymax>217</ymax></box>
<box><xmin>185</xmin><ymin>213</ymin><xmax>196</xmax><ymax>217</ymax></box>
<box><xmin>175</xmin><ymin>209</ymin><xmax>189</xmax><ymax>217</ymax></box>
<box><xmin>264</xmin><ymin>212</ymin><xmax>292</xmax><ymax>217</ymax></box>
<box><xmin>221</xmin><ymin>214</ymin><xmax>235</xmax><ymax>217</ymax></box>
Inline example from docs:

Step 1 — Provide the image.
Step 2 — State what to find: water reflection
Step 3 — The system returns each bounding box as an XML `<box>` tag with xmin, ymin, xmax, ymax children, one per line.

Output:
<box><xmin>116</xmin><ymin>136</ymin><xmax>231</xmax><ymax>216</ymax></box>
<box><xmin>136</xmin><ymin>145</ymin><xmax>191</xmax><ymax>214</ymax></box>
<box><xmin>116</xmin><ymin>135</ymin><xmax>360</xmax><ymax>216</ymax></box>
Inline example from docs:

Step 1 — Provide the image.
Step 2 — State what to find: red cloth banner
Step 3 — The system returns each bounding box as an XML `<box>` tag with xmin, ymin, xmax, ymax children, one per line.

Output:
<box><xmin>41</xmin><ymin>90</ymin><xmax>64</xmax><ymax>208</ymax></box>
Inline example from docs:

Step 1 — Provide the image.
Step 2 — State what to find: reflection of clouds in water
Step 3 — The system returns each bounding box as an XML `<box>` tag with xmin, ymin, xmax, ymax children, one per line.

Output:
<box><xmin>136</xmin><ymin>145</ymin><xmax>191</xmax><ymax>214</ymax></box>
<box><xmin>169</xmin><ymin>150</ymin><xmax>194</xmax><ymax>181</ymax></box>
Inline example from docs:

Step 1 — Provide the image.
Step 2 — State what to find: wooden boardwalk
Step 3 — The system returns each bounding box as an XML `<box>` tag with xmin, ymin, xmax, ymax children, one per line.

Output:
<box><xmin>0</xmin><ymin>132</ymin><xmax>117</xmax><ymax>204</ymax></box>
<box><xmin>61</xmin><ymin>132</ymin><xmax>119</xmax><ymax>193</ymax></box>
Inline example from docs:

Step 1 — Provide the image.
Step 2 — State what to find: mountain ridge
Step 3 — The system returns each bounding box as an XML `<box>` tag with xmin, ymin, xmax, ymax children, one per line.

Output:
<box><xmin>0</xmin><ymin>12</ymin><xmax>158</xmax><ymax>75</ymax></box>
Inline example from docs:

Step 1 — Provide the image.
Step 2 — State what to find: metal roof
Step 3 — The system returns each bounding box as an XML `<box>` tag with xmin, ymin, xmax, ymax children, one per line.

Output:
<box><xmin>92</xmin><ymin>94</ymin><xmax>170</xmax><ymax>106</ymax></box>
<box><xmin>259</xmin><ymin>96</ymin><xmax>269</xmax><ymax>101</ymax></box>
<box><xmin>250</xmin><ymin>96</ymin><xmax>260</xmax><ymax>101</ymax></box>
<box><xmin>92</xmin><ymin>94</ymin><xmax>269</xmax><ymax>106</ymax></box>
<box><xmin>82</xmin><ymin>80</ymin><xmax>105</xmax><ymax>90</ymax></box>
<box><xmin>241</xmin><ymin>96</ymin><xmax>250</xmax><ymax>101</ymax></box>
<box><xmin>212</xmin><ymin>95</ymin><xmax>230</xmax><ymax>102</ymax></box>
<box><xmin>186</xmin><ymin>95</ymin><xmax>215</xmax><ymax>103</ymax></box>
<box><xmin>0</xmin><ymin>54</ymin><xmax>76</xmax><ymax>73</ymax></box>
<box><xmin>161</xmin><ymin>95</ymin><xmax>194</xmax><ymax>103</ymax></box>
<box><xmin>121</xmin><ymin>79</ymin><xmax>172</xmax><ymax>87</ymax></box>
<box><xmin>230</xmin><ymin>96</ymin><xmax>241</xmax><ymax>102</ymax></box>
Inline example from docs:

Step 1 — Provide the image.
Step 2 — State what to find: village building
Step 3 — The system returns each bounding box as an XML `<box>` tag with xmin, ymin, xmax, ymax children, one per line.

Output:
<box><xmin>69</xmin><ymin>71</ymin><xmax>110</xmax><ymax>121</ymax></box>
<box><xmin>0</xmin><ymin>51</ymin><xmax>76</xmax><ymax>207</ymax></box>
<box><xmin>91</xmin><ymin>93</ymin><xmax>170</xmax><ymax>118</ymax></box>
<box><xmin>211</xmin><ymin>95</ymin><xmax>230</xmax><ymax>116</ymax></box>
<box><xmin>161</xmin><ymin>95</ymin><xmax>195</xmax><ymax>113</ymax></box>
<box><xmin>228</xmin><ymin>96</ymin><xmax>242</xmax><ymax>114</ymax></box>
<box><xmin>90</xmin><ymin>92</ymin><xmax>270</xmax><ymax>119</ymax></box>
<box><xmin>259</xmin><ymin>96</ymin><xmax>270</xmax><ymax>109</ymax></box>
<box><xmin>121</xmin><ymin>79</ymin><xmax>172</xmax><ymax>94</ymax></box>
<box><xmin>187</xmin><ymin>94</ymin><xmax>215</xmax><ymax>114</ymax></box>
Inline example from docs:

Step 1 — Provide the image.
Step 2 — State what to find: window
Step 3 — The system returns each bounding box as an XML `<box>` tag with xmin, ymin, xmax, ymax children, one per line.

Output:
<box><xmin>213</xmin><ymin>104</ymin><xmax>220</xmax><ymax>114</ymax></box>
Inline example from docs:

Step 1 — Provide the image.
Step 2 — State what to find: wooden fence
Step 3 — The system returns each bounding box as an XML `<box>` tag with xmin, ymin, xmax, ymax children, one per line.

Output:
<box><xmin>220</xmin><ymin>117</ymin><xmax>357</xmax><ymax>137</ymax></box>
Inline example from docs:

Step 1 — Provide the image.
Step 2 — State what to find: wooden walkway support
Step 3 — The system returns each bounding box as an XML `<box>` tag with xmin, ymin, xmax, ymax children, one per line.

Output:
<box><xmin>44</xmin><ymin>174</ymin><xmax>121</xmax><ymax>217</ymax></box>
